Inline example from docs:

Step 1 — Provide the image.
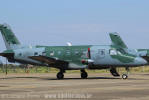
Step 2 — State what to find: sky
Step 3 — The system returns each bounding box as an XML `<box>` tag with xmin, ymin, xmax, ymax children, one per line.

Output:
<box><xmin>0</xmin><ymin>0</ymin><xmax>149</xmax><ymax>62</ymax></box>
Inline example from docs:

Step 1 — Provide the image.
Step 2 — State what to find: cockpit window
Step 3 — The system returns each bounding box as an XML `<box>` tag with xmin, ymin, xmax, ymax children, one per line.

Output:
<box><xmin>109</xmin><ymin>49</ymin><xmax>117</xmax><ymax>55</ymax></box>
<box><xmin>117</xmin><ymin>49</ymin><xmax>127</xmax><ymax>54</ymax></box>
<box><xmin>117</xmin><ymin>51</ymin><xmax>122</xmax><ymax>55</ymax></box>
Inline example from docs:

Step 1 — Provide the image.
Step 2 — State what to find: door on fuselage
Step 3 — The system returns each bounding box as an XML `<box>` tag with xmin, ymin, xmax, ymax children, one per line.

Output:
<box><xmin>96</xmin><ymin>49</ymin><xmax>105</xmax><ymax>59</ymax></box>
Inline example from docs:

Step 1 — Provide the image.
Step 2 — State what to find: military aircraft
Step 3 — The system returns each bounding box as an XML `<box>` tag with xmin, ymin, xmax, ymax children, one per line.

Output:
<box><xmin>0</xmin><ymin>24</ymin><xmax>147</xmax><ymax>79</ymax></box>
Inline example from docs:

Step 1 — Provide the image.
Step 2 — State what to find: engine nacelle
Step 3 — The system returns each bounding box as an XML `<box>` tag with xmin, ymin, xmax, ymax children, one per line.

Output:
<box><xmin>81</xmin><ymin>59</ymin><xmax>94</xmax><ymax>65</ymax></box>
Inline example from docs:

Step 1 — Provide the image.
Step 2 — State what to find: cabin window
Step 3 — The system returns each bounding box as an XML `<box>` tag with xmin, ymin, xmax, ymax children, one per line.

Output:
<box><xmin>74</xmin><ymin>50</ymin><xmax>79</xmax><ymax>55</ymax></box>
<box><xmin>57</xmin><ymin>51</ymin><xmax>62</xmax><ymax>55</ymax></box>
<box><xmin>66</xmin><ymin>50</ymin><xmax>71</xmax><ymax>55</ymax></box>
<box><xmin>81</xmin><ymin>50</ymin><xmax>88</xmax><ymax>58</ymax></box>
<box><xmin>50</xmin><ymin>51</ymin><xmax>54</xmax><ymax>56</ymax></box>
<box><xmin>34</xmin><ymin>52</ymin><xmax>38</xmax><ymax>56</ymax></box>
<box><xmin>19</xmin><ymin>53</ymin><xmax>22</xmax><ymax>56</ymax></box>
<box><xmin>109</xmin><ymin>49</ymin><xmax>117</xmax><ymax>55</ymax></box>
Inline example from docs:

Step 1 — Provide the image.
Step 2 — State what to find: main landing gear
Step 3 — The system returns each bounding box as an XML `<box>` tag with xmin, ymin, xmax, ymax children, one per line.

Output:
<box><xmin>56</xmin><ymin>69</ymin><xmax>88</xmax><ymax>79</ymax></box>
<box><xmin>80</xmin><ymin>70</ymin><xmax>88</xmax><ymax>79</ymax></box>
<box><xmin>57</xmin><ymin>69</ymin><xmax>65</xmax><ymax>79</ymax></box>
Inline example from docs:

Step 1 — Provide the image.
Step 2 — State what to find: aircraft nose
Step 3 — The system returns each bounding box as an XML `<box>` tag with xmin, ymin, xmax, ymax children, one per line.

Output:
<box><xmin>134</xmin><ymin>57</ymin><xmax>147</xmax><ymax>65</ymax></box>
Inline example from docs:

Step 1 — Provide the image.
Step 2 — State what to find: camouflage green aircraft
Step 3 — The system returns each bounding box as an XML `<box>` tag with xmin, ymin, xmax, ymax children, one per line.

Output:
<box><xmin>0</xmin><ymin>24</ymin><xmax>147</xmax><ymax>79</ymax></box>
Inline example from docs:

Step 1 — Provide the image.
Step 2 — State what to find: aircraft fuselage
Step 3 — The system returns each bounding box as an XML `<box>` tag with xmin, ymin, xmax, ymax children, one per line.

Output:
<box><xmin>4</xmin><ymin>45</ymin><xmax>146</xmax><ymax>70</ymax></box>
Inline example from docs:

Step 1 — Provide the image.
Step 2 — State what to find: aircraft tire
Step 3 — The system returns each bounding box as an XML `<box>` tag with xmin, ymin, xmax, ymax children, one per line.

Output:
<box><xmin>81</xmin><ymin>72</ymin><xmax>88</xmax><ymax>79</ymax></box>
<box><xmin>57</xmin><ymin>72</ymin><xmax>64</xmax><ymax>79</ymax></box>
<box><xmin>122</xmin><ymin>74</ymin><xmax>128</xmax><ymax>79</ymax></box>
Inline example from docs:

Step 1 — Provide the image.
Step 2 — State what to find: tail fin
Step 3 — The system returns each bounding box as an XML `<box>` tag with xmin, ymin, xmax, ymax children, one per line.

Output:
<box><xmin>0</xmin><ymin>24</ymin><xmax>21</xmax><ymax>49</ymax></box>
<box><xmin>109</xmin><ymin>32</ymin><xmax>128</xmax><ymax>49</ymax></box>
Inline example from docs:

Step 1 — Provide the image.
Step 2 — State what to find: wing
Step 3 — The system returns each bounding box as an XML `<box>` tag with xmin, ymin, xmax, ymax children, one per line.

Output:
<box><xmin>0</xmin><ymin>52</ymin><xmax>15</xmax><ymax>63</ymax></box>
<box><xmin>29</xmin><ymin>56</ymin><xmax>68</xmax><ymax>67</ymax></box>
<box><xmin>0</xmin><ymin>50</ymin><xmax>14</xmax><ymax>58</ymax></box>
<box><xmin>0</xmin><ymin>53</ymin><xmax>14</xmax><ymax>57</ymax></box>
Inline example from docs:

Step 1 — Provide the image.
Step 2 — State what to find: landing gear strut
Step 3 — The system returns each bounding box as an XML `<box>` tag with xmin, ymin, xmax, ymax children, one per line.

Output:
<box><xmin>80</xmin><ymin>70</ymin><xmax>88</xmax><ymax>79</ymax></box>
<box><xmin>122</xmin><ymin>67</ymin><xmax>129</xmax><ymax>79</ymax></box>
<box><xmin>57</xmin><ymin>69</ymin><xmax>65</xmax><ymax>79</ymax></box>
<box><xmin>110</xmin><ymin>67</ymin><xmax>120</xmax><ymax>77</ymax></box>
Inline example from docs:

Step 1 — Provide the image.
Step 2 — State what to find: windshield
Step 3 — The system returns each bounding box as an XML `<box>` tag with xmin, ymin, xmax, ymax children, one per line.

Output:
<box><xmin>109</xmin><ymin>49</ymin><xmax>117</xmax><ymax>55</ymax></box>
<box><xmin>116</xmin><ymin>48</ymin><xmax>127</xmax><ymax>55</ymax></box>
<box><xmin>110</xmin><ymin>49</ymin><xmax>124</xmax><ymax>55</ymax></box>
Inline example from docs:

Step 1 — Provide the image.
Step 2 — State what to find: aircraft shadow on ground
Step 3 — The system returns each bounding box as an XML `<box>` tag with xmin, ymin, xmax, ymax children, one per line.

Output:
<box><xmin>0</xmin><ymin>76</ymin><xmax>122</xmax><ymax>80</ymax></box>
<box><xmin>142</xmin><ymin>74</ymin><xmax>149</xmax><ymax>76</ymax></box>
<box><xmin>0</xmin><ymin>76</ymin><xmax>39</xmax><ymax>80</ymax></box>
<box><xmin>42</xmin><ymin>77</ymin><xmax>122</xmax><ymax>80</ymax></box>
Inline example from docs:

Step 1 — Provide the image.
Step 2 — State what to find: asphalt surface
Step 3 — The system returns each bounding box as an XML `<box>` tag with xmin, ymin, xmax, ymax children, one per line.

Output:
<box><xmin>0</xmin><ymin>73</ymin><xmax>149</xmax><ymax>100</ymax></box>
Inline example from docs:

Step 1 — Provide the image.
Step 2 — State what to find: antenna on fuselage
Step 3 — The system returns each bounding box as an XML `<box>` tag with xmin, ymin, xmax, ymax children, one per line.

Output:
<box><xmin>67</xmin><ymin>42</ymin><xmax>72</xmax><ymax>46</ymax></box>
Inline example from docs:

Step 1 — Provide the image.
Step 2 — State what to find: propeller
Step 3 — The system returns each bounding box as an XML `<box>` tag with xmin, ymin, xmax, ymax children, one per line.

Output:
<box><xmin>88</xmin><ymin>48</ymin><xmax>91</xmax><ymax>59</ymax></box>
<box><xmin>81</xmin><ymin>48</ymin><xmax>94</xmax><ymax>65</ymax></box>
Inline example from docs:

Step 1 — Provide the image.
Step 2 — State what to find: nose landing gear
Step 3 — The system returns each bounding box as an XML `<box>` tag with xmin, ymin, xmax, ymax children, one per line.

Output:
<box><xmin>110</xmin><ymin>68</ymin><xmax>120</xmax><ymax>77</ymax></box>
<box><xmin>122</xmin><ymin>67</ymin><xmax>129</xmax><ymax>79</ymax></box>
<box><xmin>122</xmin><ymin>74</ymin><xmax>128</xmax><ymax>79</ymax></box>
<box><xmin>110</xmin><ymin>67</ymin><xmax>129</xmax><ymax>79</ymax></box>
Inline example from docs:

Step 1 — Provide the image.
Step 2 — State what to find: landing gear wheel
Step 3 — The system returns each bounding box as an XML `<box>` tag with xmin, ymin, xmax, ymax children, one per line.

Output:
<box><xmin>81</xmin><ymin>72</ymin><xmax>88</xmax><ymax>79</ymax></box>
<box><xmin>122</xmin><ymin>74</ymin><xmax>128</xmax><ymax>79</ymax></box>
<box><xmin>57</xmin><ymin>72</ymin><xmax>64</xmax><ymax>79</ymax></box>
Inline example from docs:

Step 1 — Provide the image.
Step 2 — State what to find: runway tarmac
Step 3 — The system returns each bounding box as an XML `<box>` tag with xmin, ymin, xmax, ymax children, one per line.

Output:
<box><xmin>0</xmin><ymin>73</ymin><xmax>149</xmax><ymax>100</ymax></box>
